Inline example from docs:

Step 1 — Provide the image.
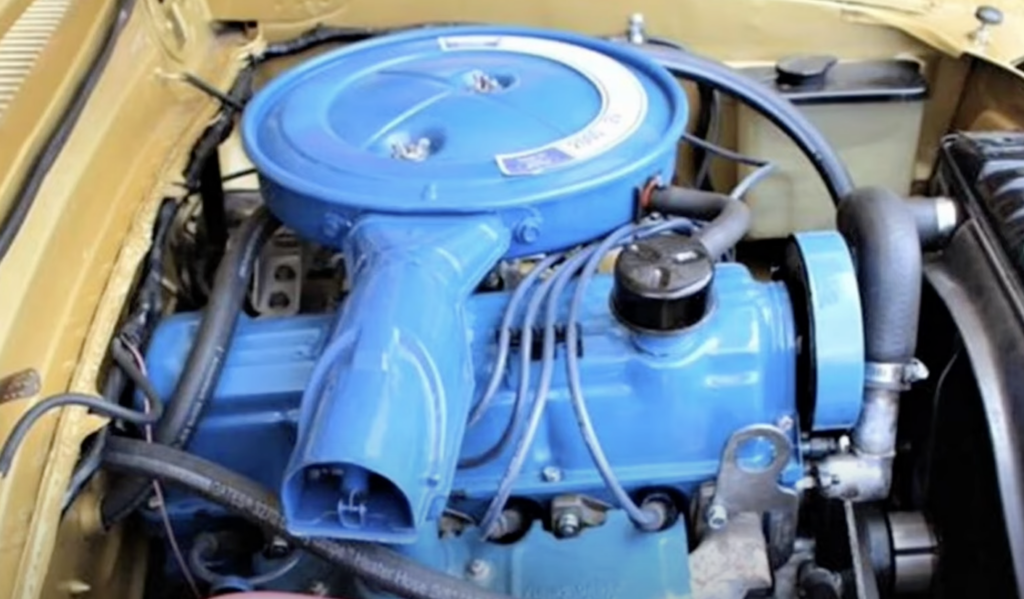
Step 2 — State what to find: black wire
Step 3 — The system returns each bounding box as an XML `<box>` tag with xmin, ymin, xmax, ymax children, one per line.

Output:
<box><xmin>258</xmin><ymin>24</ymin><xmax>381</xmax><ymax>60</ymax></box>
<box><xmin>61</xmin><ymin>369</ymin><xmax>124</xmax><ymax>511</ymax></box>
<box><xmin>61</xmin><ymin>339</ymin><xmax>155</xmax><ymax>510</ymax></box>
<box><xmin>220</xmin><ymin>168</ymin><xmax>257</xmax><ymax>184</ymax></box>
<box><xmin>124</xmin><ymin>199</ymin><xmax>180</xmax><ymax>341</ymax></box>
<box><xmin>692</xmin><ymin>84</ymin><xmax>716</xmax><ymax>189</ymax></box>
<box><xmin>109</xmin><ymin>337</ymin><xmax>162</xmax><ymax>411</ymax></box>
<box><xmin>180</xmin><ymin>73</ymin><xmax>245</xmax><ymax>111</ymax></box>
<box><xmin>3</xmin><ymin>335</ymin><xmax>164</xmax><ymax>485</ymax></box>
<box><xmin>256</xmin><ymin>22</ymin><xmax>475</xmax><ymax>62</ymax></box>
<box><xmin>681</xmin><ymin>131</ymin><xmax>769</xmax><ymax>167</ymax></box>
<box><xmin>0</xmin><ymin>393</ymin><xmax>160</xmax><ymax>477</ymax></box>
<box><xmin>0</xmin><ymin>0</ymin><xmax>138</xmax><ymax>263</ymax></box>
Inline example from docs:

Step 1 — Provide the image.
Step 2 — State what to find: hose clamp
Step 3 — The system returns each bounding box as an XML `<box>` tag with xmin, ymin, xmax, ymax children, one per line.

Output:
<box><xmin>935</xmin><ymin>197</ymin><xmax>959</xmax><ymax>235</ymax></box>
<box><xmin>865</xmin><ymin>359</ymin><xmax>929</xmax><ymax>391</ymax></box>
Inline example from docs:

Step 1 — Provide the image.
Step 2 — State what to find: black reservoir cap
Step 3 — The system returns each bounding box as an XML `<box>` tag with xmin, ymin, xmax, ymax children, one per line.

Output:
<box><xmin>612</xmin><ymin>235</ymin><xmax>714</xmax><ymax>332</ymax></box>
<box><xmin>742</xmin><ymin>57</ymin><xmax>927</xmax><ymax>105</ymax></box>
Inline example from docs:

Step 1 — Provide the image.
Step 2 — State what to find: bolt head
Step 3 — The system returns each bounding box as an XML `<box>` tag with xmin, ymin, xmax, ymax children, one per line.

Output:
<box><xmin>904</xmin><ymin>358</ymin><xmax>929</xmax><ymax>384</ymax></box>
<box><xmin>541</xmin><ymin>465</ymin><xmax>563</xmax><ymax>483</ymax></box>
<box><xmin>776</xmin><ymin>415</ymin><xmax>795</xmax><ymax>432</ymax></box>
<box><xmin>466</xmin><ymin>559</ymin><xmax>490</xmax><ymax>580</ymax></box>
<box><xmin>514</xmin><ymin>217</ymin><xmax>542</xmax><ymax>245</ymax></box>
<box><xmin>975</xmin><ymin>5</ymin><xmax>1004</xmax><ymax>25</ymax></box>
<box><xmin>555</xmin><ymin>512</ymin><xmax>582</xmax><ymax>538</ymax></box>
<box><xmin>706</xmin><ymin>504</ymin><xmax>728</xmax><ymax>530</ymax></box>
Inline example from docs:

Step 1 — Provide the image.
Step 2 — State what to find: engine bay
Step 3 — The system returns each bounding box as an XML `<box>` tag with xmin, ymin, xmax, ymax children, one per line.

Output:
<box><xmin>2</xmin><ymin>7</ymin><xmax>1024</xmax><ymax>599</ymax></box>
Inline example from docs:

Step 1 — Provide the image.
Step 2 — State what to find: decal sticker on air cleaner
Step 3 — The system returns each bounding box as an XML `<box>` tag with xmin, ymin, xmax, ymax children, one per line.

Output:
<box><xmin>439</xmin><ymin>35</ymin><xmax>649</xmax><ymax>176</ymax></box>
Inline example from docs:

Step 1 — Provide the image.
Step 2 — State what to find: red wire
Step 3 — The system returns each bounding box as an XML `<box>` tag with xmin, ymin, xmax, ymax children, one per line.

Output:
<box><xmin>639</xmin><ymin>177</ymin><xmax>659</xmax><ymax>211</ymax></box>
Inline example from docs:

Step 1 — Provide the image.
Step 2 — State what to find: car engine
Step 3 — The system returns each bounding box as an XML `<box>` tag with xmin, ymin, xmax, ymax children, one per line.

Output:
<box><xmin>144</xmin><ymin>25</ymin><xmax>939</xmax><ymax>598</ymax></box>
<box><xmin>5</xmin><ymin>20</ymin><xmax>987</xmax><ymax>599</ymax></box>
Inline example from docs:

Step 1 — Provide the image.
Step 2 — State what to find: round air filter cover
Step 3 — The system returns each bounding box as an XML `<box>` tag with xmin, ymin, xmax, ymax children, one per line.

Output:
<box><xmin>243</xmin><ymin>26</ymin><xmax>688</xmax><ymax>254</ymax></box>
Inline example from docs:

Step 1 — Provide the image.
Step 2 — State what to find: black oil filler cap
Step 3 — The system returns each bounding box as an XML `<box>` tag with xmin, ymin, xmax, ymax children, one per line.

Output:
<box><xmin>612</xmin><ymin>235</ymin><xmax>714</xmax><ymax>332</ymax></box>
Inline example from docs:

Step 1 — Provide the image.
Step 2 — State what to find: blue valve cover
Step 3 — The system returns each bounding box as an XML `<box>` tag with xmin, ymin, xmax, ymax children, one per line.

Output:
<box><xmin>144</xmin><ymin>266</ymin><xmax>808</xmax><ymax>525</ymax></box>
<box><xmin>242</xmin><ymin>26</ymin><xmax>688</xmax><ymax>256</ymax></box>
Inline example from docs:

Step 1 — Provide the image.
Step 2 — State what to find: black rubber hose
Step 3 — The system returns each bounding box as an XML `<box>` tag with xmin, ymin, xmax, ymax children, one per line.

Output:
<box><xmin>636</xmin><ymin>44</ymin><xmax>854</xmax><ymax>205</ymax></box>
<box><xmin>836</xmin><ymin>187</ymin><xmax>922</xmax><ymax>363</ymax></box>
<box><xmin>648</xmin><ymin>186</ymin><xmax>751</xmax><ymax>257</ymax></box>
<box><xmin>101</xmin><ymin>207</ymin><xmax>279</xmax><ymax>526</ymax></box>
<box><xmin>0</xmin><ymin>394</ymin><xmax>161</xmax><ymax>476</ymax></box>
<box><xmin>101</xmin><ymin>437</ymin><xmax>514</xmax><ymax>599</ymax></box>
<box><xmin>198</xmin><ymin>156</ymin><xmax>228</xmax><ymax>273</ymax></box>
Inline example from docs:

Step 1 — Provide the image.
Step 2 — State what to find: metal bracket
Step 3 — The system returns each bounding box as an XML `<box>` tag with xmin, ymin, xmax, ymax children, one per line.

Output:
<box><xmin>710</xmin><ymin>424</ymin><xmax>798</xmax><ymax>517</ymax></box>
<box><xmin>253</xmin><ymin>231</ymin><xmax>303</xmax><ymax>317</ymax></box>
<box><xmin>709</xmin><ymin>425</ymin><xmax>800</xmax><ymax>567</ymax></box>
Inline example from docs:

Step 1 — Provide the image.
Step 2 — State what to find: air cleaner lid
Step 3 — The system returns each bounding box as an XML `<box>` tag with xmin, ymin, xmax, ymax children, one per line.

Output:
<box><xmin>242</xmin><ymin>26</ymin><xmax>687</xmax><ymax>220</ymax></box>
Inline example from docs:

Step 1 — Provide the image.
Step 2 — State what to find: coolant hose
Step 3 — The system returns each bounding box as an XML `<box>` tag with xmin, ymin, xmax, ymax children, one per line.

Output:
<box><xmin>101</xmin><ymin>438</ymin><xmax>514</xmax><ymax>599</ymax></box>
<box><xmin>101</xmin><ymin>207</ymin><xmax>280</xmax><ymax>526</ymax></box>
<box><xmin>815</xmin><ymin>187</ymin><xmax>923</xmax><ymax>500</ymax></box>
<box><xmin>648</xmin><ymin>186</ymin><xmax>751</xmax><ymax>257</ymax></box>
<box><xmin>836</xmin><ymin>187</ymin><xmax>922</xmax><ymax>365</ymax></box>
<box><xmin>637</xmin><ymin>45</ymin><xmax>854</xmax><ymax>205</ymax></box>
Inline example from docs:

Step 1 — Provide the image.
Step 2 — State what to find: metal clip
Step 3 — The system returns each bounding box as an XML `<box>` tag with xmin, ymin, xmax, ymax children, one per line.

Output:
<box><xmin>864</xmin><ymin>358</ymin><xmax>929</xmax><ymax>391</ymax></box>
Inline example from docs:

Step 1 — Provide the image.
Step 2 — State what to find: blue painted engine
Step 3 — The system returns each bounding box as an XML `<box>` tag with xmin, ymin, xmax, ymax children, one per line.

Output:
<box><xmin>144</xmin><ymin>26</ymin><xmax>866</xmax><ymax>599</ymax></box>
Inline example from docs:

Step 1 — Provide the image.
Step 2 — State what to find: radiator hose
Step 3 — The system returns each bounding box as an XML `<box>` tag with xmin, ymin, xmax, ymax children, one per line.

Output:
<box><xmin>101</xmin><ymin>207</ymin><xmax>280</xmax><ymax>526</ymax></box>
<box><xmin>837</xmin><ymin>187</ymin><xmax>922</xmax><ymax>366</ymax></box>
<box><xmin>101</xmin><ymin>437</ymin><xmax>513</xmax><ymax>599</ymax></box>
<box><xmin>817</xmin><ymin>187</ymin><xmax>923</xmax><ymax>501</ymax></box>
